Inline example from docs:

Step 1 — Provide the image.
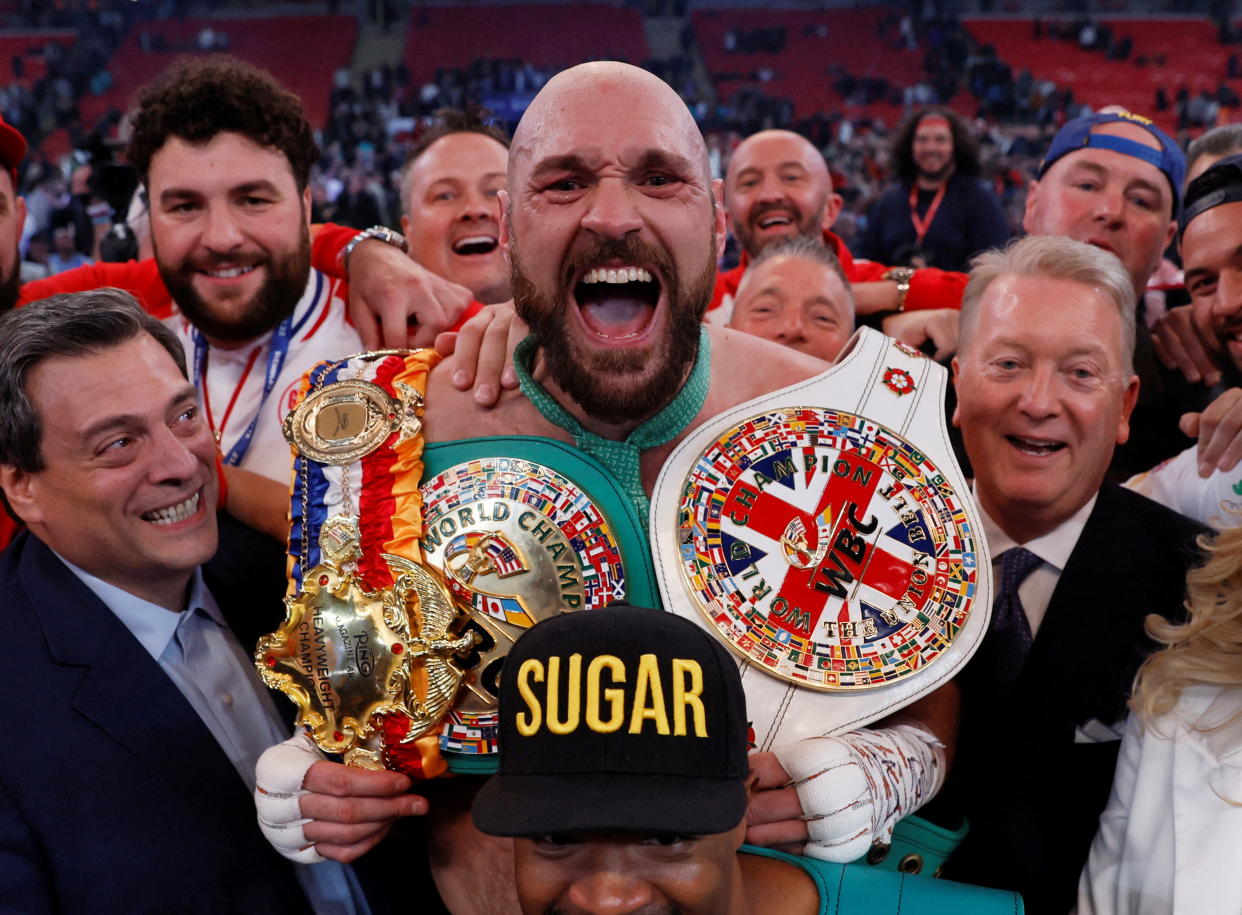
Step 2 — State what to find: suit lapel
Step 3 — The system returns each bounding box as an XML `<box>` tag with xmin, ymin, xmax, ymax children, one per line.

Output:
<box><xmin>23</xmin><ymin>538</ymin><xmax>255</xmax><ymax>821</ymax></box>
<box><xmin>1030</xmin><ymin>483</ymin><xmax>1156</xmax><ymax>727</ymax></box>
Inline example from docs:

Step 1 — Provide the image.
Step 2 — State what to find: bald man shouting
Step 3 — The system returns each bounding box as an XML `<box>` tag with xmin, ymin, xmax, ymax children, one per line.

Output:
<box><xmin>256</xmin><ymin>64</ymin><xmax>959</xmax><ymax>913</ymax></box>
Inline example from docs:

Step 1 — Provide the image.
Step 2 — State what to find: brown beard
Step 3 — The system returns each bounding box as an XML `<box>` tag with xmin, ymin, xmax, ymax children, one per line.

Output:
<box><xmin>510</xmin><ymin>231</ymin><xmax>717</xmax><ymax>427</ymax></box>
<box><xmin>917</xmin><ymin>159</ymin><xmax>954</xmax><ymax>183</ymax></box>
<box><xmin>156</xmin><ymin>221</ymin><xmax>311</xmax><ymax>344</ymax></box>
<box><xmin>733</xmin><ymin>196</ymin><xmax>828</xmax><ymax>259</ymax></box>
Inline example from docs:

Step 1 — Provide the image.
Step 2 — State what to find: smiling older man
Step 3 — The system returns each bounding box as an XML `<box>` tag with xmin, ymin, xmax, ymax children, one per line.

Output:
<box><xmin>926</xmin><ymin>234</ymin><xmax>1206</xmax><ymax>911</ymax></box>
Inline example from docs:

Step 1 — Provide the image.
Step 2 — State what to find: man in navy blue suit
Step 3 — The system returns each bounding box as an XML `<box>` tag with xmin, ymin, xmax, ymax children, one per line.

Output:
<box><xmin>927</xmin><ymin>234</ymin><xmax>1207</xmax><ymax>912</ymax></box>
<box><xmin>0</xmin><ymin>290</ymin><xmax>422</xmax><ymax>913</ymax></box>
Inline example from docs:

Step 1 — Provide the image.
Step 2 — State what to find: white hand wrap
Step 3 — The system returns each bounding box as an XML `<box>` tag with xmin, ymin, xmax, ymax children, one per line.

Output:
<box><xmin>255</xmin><ymin>730</ymin><xmax>326</xmax><ymax>864</ymax></box>
<box><xmin>773</xmin><ymin>723</ymin><xmax>946</xmax><ymax>863</ymax></box>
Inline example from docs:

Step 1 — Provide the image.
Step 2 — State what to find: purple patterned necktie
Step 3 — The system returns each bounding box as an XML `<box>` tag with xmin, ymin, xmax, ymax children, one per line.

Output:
<box><xmin>983</xmin><ymin>546</ymin><xmax>1044</xmax><ymax>694</ymax></box>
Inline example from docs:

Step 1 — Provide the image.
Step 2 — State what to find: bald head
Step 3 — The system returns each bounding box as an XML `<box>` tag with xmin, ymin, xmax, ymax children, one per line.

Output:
<box><xmin>511</xmin><ymin>62</ymin><xmax>711</xmax><ymax>186</ymax></box>
<box><xmin>723</xmin><ymin>129</ymin><xmax>840</xmax><ymax>259</ymax></box>
<box><xmin>726</xmin><ymin>130</ymin><xmax>830</xmax><ymax>188</ymax></box>
<box><xmin>500</xmin><ymin>60</ymin><xmax>725</xmax><ymax>430</ymax></box>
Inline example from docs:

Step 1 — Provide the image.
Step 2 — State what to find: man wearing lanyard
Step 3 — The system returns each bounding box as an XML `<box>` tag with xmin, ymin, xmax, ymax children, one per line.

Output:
<box><xmin>122</xmin><ymin>59</ymin><xmax>377</xmax><ymax>507</ymax></box>
<box><xmin>857</xmin><ymin>108</ymin><xmax>1009</xmax><ymax>273</ymax></box>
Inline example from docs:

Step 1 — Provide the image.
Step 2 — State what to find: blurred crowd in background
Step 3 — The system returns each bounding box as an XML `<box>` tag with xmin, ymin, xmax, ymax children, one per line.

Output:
<box><xmin>7</xmin><ymin>0</ymin><xmax>1241</xmax><ymax>282</ymax></box>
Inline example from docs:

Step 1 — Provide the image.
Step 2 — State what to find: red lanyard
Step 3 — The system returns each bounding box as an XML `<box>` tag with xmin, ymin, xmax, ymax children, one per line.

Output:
<box><xmin>908</xmin><ymin>183</ymin><xmax>947</xmax><ymax>247</ymax></box>
<box><xmin>202</xmin><ymin>345</ymin><xmax>263</xmax><ymax>446</ymax></box>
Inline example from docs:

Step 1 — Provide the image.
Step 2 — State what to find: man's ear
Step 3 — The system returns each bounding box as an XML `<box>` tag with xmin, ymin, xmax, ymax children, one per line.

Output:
<box><xmin>0</xmin><ymin>464</ymin><xmax>41</xmax><ymax>526</ymax></box>
<box><xmin>1021</xmin><ymin>179</ymin><xmax>1041</xmax><ymax>234</ymax></box>
<box><xmin>498</xmin><ymin>189</ymin><xmax>511</xmax><ymax>256</ymax></box>
<box><xmin>1116</xmin><ymin>373</ymin><xmax>1141</xmax><ymax>446</ymax></box>
<box><xmin>712</xmin><ymin>178</ymin><xmax>728</xmax><ymax>261</ymax></box>
<box><xmin>301</xmin><ymin>186</ymin><xmax>312</xmax><ymax>228</ymax></box>
<box><xmin>950</xmin><ymin>357</ymin><xmax>962</xmax><ymax>428</ymax></box>
<box><xmin>822</xmin><ymin>192</ymin><xmax>844</xmax><ymax>232</ymax></box>
<box><xmin>1161</xmin><ymin>217</ymin><xmax>1177</xmax><ymax>256</ymax></box>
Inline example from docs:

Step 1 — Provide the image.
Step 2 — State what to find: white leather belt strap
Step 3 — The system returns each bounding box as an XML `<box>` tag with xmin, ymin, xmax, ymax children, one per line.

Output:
<box><xmin>650</xmin><ymin>327</ymin><xmax>992</xmax><ymax>746</ymax></box>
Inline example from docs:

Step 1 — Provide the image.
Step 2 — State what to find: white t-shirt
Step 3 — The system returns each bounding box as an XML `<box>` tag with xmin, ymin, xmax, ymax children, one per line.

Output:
<box><xmin>168</xmin><ymin>269</ymin><xmax>363</xmax><ymax>485</ymax></box>
<box><xmin>1126</xmin><ymin>445</ymin><xmax>1242</xmax><ymax>529</ymax></box>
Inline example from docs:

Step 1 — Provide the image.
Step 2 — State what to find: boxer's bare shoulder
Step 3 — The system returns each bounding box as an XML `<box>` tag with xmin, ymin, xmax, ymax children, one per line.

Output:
<box><xmin>699</xmin><ymin>324</ymin><xmax>832</xmax><ymax>419</ymax></box>
<box><xmin>423</xmin><ymin>357</ymin><xmax>562</xmax><ymax>445</ymax></box>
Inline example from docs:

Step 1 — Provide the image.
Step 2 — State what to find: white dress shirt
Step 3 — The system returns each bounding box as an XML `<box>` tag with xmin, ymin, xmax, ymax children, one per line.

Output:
<box><xmin>976</xmin><ymin>492</ymin><xmax>1096</xmax><ymax>638</ymax></box>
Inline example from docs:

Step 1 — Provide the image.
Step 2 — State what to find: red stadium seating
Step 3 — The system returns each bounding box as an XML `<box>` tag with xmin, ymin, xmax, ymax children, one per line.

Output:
<box><xmin>693</xmin><ymin>8</ymin><xmax>932</xmax><ymax>123</ymax></box>
<box><xmin>965</xmin><ymin>18</ymin><xmax>1242</xmax><ymax>132</ymax></box>
<box><xmin>0</xmin><ymin>30</ymin><xmax>74</xmax><ymax>88</ymax></box>
<box><xmin>77</xmin><ymin>15</ymin><xmax>357</xmax><ymax>130</ymax></box>
<box><xmin>403</xmin><ymin>4</ymin><xmax>648</xmax><ymax>85</ymax></box>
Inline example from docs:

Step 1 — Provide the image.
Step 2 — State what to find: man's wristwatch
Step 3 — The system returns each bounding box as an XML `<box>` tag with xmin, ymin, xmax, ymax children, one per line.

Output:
<box><xmin>881</xmin><ymin>266</ymin><xmax>915</xmax><ymax>313</ymax></box>
<box><xmin>341</xmin><ymin>225</ymin><xmax>409</xmax><ymax>273</ymax></box>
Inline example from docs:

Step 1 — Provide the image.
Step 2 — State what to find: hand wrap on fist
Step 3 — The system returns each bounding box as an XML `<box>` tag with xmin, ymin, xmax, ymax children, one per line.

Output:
<box><xmin>773</xmin><ymin>723</ymin><xmax>945</xmax><ymax>863</ymax></box>
<box><xmin>254</xmin><ymin>730</ymin><xmax>327</xmax><ymax>864</ymax></box>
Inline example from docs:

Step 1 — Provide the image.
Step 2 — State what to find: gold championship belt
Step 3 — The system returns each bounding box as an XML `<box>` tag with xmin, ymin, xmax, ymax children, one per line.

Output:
<box><xmin>256</xmin><ymin>350</ymin><xmax>477</xmax><ymax>777</ymax></box>
<box><xmin>649</xmin><ymin>328</ymin><xmax>993</xmax><ymax>751</ymax></box>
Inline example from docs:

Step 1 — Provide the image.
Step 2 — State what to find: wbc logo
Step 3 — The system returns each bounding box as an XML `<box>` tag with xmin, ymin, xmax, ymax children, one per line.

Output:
<box><xmin>675</xmin><ymin>406</ymin><xmax>979</xmax><ymax>691</ymax></box>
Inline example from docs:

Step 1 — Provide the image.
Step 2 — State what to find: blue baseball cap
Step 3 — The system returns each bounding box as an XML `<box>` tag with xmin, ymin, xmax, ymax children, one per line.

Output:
<box><xmin>1038</xmin><ymin>110</ymin><xmax>1186</xmax><ymax>213</ymax></box>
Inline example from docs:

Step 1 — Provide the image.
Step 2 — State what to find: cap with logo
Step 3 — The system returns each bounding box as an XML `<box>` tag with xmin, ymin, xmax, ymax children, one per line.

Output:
<box><xmin>471</xmin><ymin>602</ymin><xmax>749</xmax><ymax>838</ymax></box>
<box><xmin>1038</xmin><ymin>109</ymin><xmax>1186</xmax><ymax>212</ymax></box>
<box><xmin>1180</xmin><ymin>152</ymin><xmax>1242</xmax><ymax>238</ymax></box>
<box><xmin>0</xmin><ymin>114</ymin><xmax>25</xmax><ymax>187</ymax></box>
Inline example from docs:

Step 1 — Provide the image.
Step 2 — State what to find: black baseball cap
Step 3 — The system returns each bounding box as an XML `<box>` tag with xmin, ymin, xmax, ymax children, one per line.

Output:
<box><xmin>1180</xmin><ymin>152</ymin><xmax>1242</xmax><ymax>239</ymax></box>
<box><xmin>471</xmin><ymin>603</ymin><xmax>749</xmax><ymax>837</ymax></box>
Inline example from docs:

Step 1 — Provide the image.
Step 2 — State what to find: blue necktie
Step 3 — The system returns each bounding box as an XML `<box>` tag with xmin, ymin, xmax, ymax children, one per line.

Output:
<box><xmin>983</xmin><ymin>546</ymin><xmax>1044</xmax><ymax>694</ymax></box>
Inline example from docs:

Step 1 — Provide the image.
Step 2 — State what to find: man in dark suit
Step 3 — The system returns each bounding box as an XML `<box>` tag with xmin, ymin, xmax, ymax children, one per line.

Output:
<box><xmin>927</xmin><ymin>235</ymin><xmax>1207</xmax><ymax>912</ymax></box>
<box><xmin>0</xmin><ymin>290</ymin><xmax>421</xmax><ymax>913</ymax></box>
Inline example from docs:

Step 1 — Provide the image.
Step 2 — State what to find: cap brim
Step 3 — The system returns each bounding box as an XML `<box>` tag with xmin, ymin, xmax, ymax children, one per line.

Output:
<box><xmin>472</xmin><ymin>771</ymin><xmax>747</xmax><ymax>838</ymax></box>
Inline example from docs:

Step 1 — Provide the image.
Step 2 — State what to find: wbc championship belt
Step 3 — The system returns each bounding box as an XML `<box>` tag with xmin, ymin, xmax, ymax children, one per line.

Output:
<box><xmin>257</xmin><ymin>349</ymin><xmax>658</xmax><ymax>777</ymax></box>
<box><xmin>649</xmin><ymin>327</ymin><xmax>991</xmax><ymax>751</ymax></box>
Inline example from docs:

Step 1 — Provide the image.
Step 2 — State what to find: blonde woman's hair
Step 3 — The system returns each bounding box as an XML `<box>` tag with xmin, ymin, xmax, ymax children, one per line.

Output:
<box><xmin>1131</xmin><ymin>524</ymin><xmax>1242</xmax><ymax>729</ymax></box>
<box><xmin>959</xmin><ymin>235</ymin><xmax>1137</xmax><ymax>376</ymax></box>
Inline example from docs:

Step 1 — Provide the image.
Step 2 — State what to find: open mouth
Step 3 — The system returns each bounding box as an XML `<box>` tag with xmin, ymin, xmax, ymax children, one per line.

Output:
<box><xmin>142</xmin><ymin>492</ymin><xmax>202</xmax><ymax>525</ymax></box>
<box><xmin>572</xmin><ymin>264</ymin><xmax>662</xmax><ymax>339</ymax></box>
<box><xmin>201</xmin><ymin>265</ymin><xmax>258</xmax><ymax>279</ymax></box>
<box><xmin>452</xmin><ymin>235</ymin><xmax>499</xmax><ymax>257</ymax></box>
<box><xmin>755</xmin><ymin>213</ymin><xmax>794</xmax><ymax>231</ymax></box>
<box><xmin>1006</xmin><ymin>435</ymin><xmax>1066</xmax><ymax>457</ymax></box>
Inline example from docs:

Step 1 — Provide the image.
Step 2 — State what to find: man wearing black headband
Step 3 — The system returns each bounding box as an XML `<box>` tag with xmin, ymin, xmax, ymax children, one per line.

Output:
<box><xmin>1127</xmin><ymin>154</ymin><xmax>1242</xmax><ymax>525</ymax></box>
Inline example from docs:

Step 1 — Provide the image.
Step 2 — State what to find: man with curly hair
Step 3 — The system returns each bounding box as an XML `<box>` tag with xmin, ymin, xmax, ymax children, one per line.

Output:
<box><xmin>99</xmin><ymin>59</ymin><xmax>373</xmax><ymax>547</ymax></box>
<box><xmin>857</xmin><ymin>108</ymin><xmax>1009</xmax><ymax>273</ymax></box>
